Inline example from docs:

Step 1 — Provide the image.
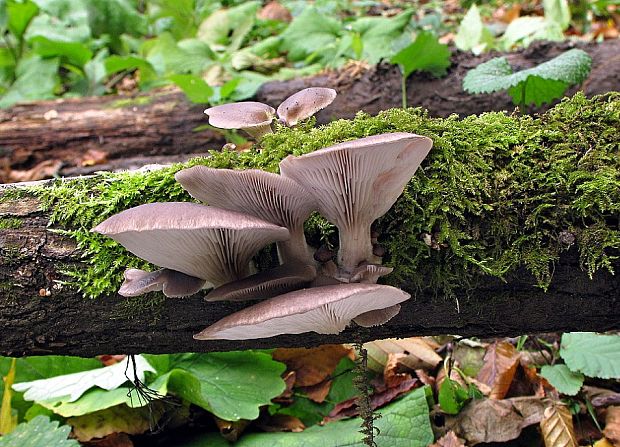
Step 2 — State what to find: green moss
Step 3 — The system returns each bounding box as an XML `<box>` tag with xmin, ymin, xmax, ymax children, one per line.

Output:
<box><xmin>0</xmin><ymin>218</ymin><xmax>22</xmax><ymax>229</ymax></box>
<box><xmin>32</xmin><ymin>93</ymin><xmax>620</xmax><ymax>298</ymax></box>
<box><xmin>108</xmin><ymin>96</ymin><xmax>153</xmax><ymax>109</ymax></box>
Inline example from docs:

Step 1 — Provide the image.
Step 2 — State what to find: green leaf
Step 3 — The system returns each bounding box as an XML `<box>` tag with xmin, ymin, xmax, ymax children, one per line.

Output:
<box><xmin>560</xmin><ymin>332</ymin><xmax>620</xmax><ymax>379</ymax></box>
<box><xmin>438</xmin><ymin>377</ymin><xmax>469</xmax><ymax>414</ymax></box>
<box><xmin>543</xmin><ymin>0</ymin><xmax>571</xmax><ymax>30</ymax></box>
<box><xmin>104</xmin><ymin>55</ymin><xmax>157</xmax><ymax>86</ymax></box>
<box><xmin>390</xmin><ymin>31</ymin><xmax>451</xmax><ymax>78</ymax></box>
<box><xmin>540</xmin><ymin>364</ymin><xmax>584</xmax><ymax>396</ymax></box>
<box><xmin>7</xmin><ymin>0</ymin><xmax>39</xmax><ymax>39</ymax></box>
<box><xmin>279</xmin><ymin>7</ymin><xmax>342</xmax><ymax>62</ymax></box>
<box><xmin>463</xmin><ymin>49</ymin><xmax>592</xmax><ymax>107</ymax></box>
<box><xmin>350</xmin><ymin>9</ymin><xmax>414</xmax><ymax>63</ymax></box>
<box><xmin>500</xmin><ymin>16</ymin><xmax>564</xmax><ymax>49</ymax></box>
<box><xmin>0</xmin><ymin>415</ymin><xmax>78</xmax><ymax>447</ymax></box>
<box><xmin>197</xmin><ymin>1</ymin><xmax>261</xmax><ymax>52</ymax></box>
<box><xmin>166</xmin><ymin>352</ymin><xmax>286</xmax><ymax>421</ymax></box>
<box><xmin>26</xmin><ymin>0</ymin><xmax>90</xmax><ymax>43</ymax></box>
<box><xmin>183</xmin><ymin>387</ymin><xmax>434</xmax><ymax>447</ymax></box>
<box><xmin>454</xmin><ymin>5</ymin><xmax>494</xmax><ymax>55</ymax></box>
<box><xmin>145</xmin><ymin>33</ymin><xmax>210</xmax><ymax>75</ymax></box>
<box><xmin>169</xmin><ymin>74</ymin><xmax>212</xmax><ymax>103</ymax></box>
<box><xmin>85</xmin><ymin>0</ymin><xmax>146</xmax><ymax>38</ymax></box>
<box><xmin>30</xmin><ymin>36</ymin><xmax>92</xmax><ymax>66</ymax></box>
<box><xmin>0</xmin><ymin>55</ymin><xmax>58</xmax><ymax>108</ymax></box>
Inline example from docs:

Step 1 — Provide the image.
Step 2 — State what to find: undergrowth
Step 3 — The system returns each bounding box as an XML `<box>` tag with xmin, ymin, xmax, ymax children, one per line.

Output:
<box><xmin>33</xmin><ymin>92</ymin><xmax>619</xmax><ymax>299</ymax></box>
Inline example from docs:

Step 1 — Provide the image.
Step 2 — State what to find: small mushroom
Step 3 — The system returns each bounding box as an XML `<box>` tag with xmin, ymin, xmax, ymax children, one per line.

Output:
<box><xmin>206</xmin><ymin>262</ymin><xmax>316</xmax><ymax>301</ymax></box>
<box><xmin>349</xmin><ymin>264</ymin><xmax>393</xmax><ymax>284</ymax></box>
<box><xmin>119</xmin><ymin>268</ymin><xmax>206</xmax><ymax>298</ymax></box>
<box><xmin>93</xmin><ymin>202</ymin><xmax>289</xmax><ymax>288</ymax></box>
<box><xmin>279</xmin><ymin>132</ymin><xmax>433</xmax><ymax>271</ymax></box>
<box><xmin>194</xmin><ymin>283</ymin><xmax>410</xmax><ymax>340</ymax></box>
<box><xmin>204</xmin><ymin>102</ymin><xmax>275</xmax><ymax>139</ymax></box>
<box><xmin>175</xmin><ymin>167</ymin><xmax>317</xmax><ymax>265</ymax></box>
<box><xmin>277</xmin><ymin>87</ymin><xmax>337</xmax><ymax>127</ymax></box>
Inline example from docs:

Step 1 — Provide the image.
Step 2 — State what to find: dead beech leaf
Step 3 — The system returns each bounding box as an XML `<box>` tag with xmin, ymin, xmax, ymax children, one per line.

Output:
<box><xmin>81</xmin><ymin>432</ymin><xmax>133</xmax><ymax>447</ymax></box>
<box><xmin>430</xmin><ymin>430</ymin><xmax>466</xmax><ymax>447</ymax></box>
<box><xmin>540</xmin><ymin>402</ymin><xmax>578</xmax><ymax>447</ymax></box>
<box><xmin>300</xmin><ymin>380</ymin><xmax>332</xmax><ymax>403</ymax></box>
<box><xmin>604</xmin><ymin>406</ymin><xmax>620</xmax><ymax>445</ymax></box>
<box><xmin>384</xmin><ymin>352</ymin><xmax>414</xmax><ymax>388</ymax></box>
<box><xmin>477</xmin><ymin>341</ymin><xmax>520</xmax><ymax>399</ymax></box>
<box><xmin>584</xmin><ymin>386</ymin><xmax>620</xmax><ymax>408</ymax></box>
<box><xmin>365</xmin><ymin>338</ymin><xmax>441</xmax><ymax>373</ymax></box>
<box><xmin>257</xmin><ymin>414</ymin><xmax>305</xmax><ymax>433</ymax></box>
<box><xmin>214</xmin><ymin>416</ymin><xmax>250</xmax><ymax>442</ymax></box>
<box><xmin>273</xmin><ymin>344</ymin><xmax>352</xmax><ymax>387</ymax></box>
<box><xmin>9</xmin><ymin>160</ymin><xmax>62</xmax><ymax>182</ymax></box>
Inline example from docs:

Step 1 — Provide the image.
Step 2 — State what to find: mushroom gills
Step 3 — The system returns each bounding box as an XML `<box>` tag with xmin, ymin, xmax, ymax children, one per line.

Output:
<box><xmin>119</xmin><ymin>268</ymin><xmax>207</xmax><ymax>298</ymax></box>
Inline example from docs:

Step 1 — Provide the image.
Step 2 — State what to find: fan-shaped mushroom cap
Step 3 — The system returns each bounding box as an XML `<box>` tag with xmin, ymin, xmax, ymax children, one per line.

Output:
<box><xmin>350</xmin><ymin>264</ymin><xmax>393</xmax><ymax>284</ymax></box>
<box><xmin>119</xmin><ymin>268</ymin><xmax>206</xmax><ymax>298</ymax></box>
<box><xmin>93</xmin><ymin>202</ymin><xmax>289</xmax><ymax>287</ymax></box>
<box><xmin>176</xmin><ymin>167</ymin><xmax>317</xmax><ymax>264</ymax></box>
<box><xmin>280</xmin><ymin>132</ymin><xmax>433</xmax><ymax>270</ymax></box>
<box><xmin>194</xmin><ymin>283</ymin><xmax>410</xmax><ymax>340</ymax></box>
<box><xmin>204</xmin><ymin>102</ymin><xmax>275</xmax><ymax>139</ymax></box>
<box><xmin>353</xmin><ymin>305</ymin><xmax>401</xmax><ymax>327</ymax></box>
<box><xmin>206</xmin><ymin>262</ymin><xmax>316</xmax><ymax>302</ymax></box>
<box><xmin>277</xmin><ymin>87</ymin><xmax>337</xmax><ymax>127</ymax></box>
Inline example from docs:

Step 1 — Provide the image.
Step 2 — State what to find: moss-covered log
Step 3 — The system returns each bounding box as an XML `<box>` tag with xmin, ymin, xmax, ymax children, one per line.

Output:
<box><xmin>0</xmin><ymin>93</ymin><xmax>618</xmax><ymax>357</ymax></box>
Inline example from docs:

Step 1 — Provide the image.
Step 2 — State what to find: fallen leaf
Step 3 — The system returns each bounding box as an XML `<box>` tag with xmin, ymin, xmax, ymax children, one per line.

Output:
<box><xmin>430</xmin><ymin>430</ymin><xmax>466</xmax><ymax>447</ymax></box>
<box><xmin>593</xmin><ymin>438</ymin><xmax>615</xmax><ymax>447</ymax></box>
<box><xmin>300</xmin><ymin>380</ymin><xmax>332</xmax><ymax>403</ymax></box>
<box><xmin>452</xmin><ymin>342</ymin><xmax>486</xmax><ymax>377</ymax></box>
<box><xmin>414</xmin><ymin>369</ymin><xmax>435</xmax><ymax>387</ymax></box>
<box><xmin>273</xmin><ymin>345</ymin><xmax>353</xmax><ymax>387</ymax></box>
<box><xmin>68</xmin><ymin>404</ymin><xmax>161</xmax><ymax>442</ymax></box>
<box><xmin>365</xmin><ymin>338</ymin><xmax>441</xmax><ymax>373</ymax></box>
<box><xmin>97</xmin><ymin>355</ymin><xmax>127</xmax><ymax>367</ymax></box>
<box><xmin>540</xmin><ymin>402</ymin><xmax>578</xmax><ymax>447</ymax></box>
<box><xmin>9</xmin><ymin>160</ymin><xmax>62</xmax><ymax>182</ymax></box>
<box><xmin>384</xmin><ymin>353</ymin><xmax>414</xmax><ymax>388</ymax></box>
<box><xmin>258</xmin><ymin>1</ymin><xmax>291</xmax><ymax>22</ymax></box>
<box><xmin>257</xmin><ymin>414</ymin><xmax>305</xmax><ymax>433</ymax></box>
<box><xmin>213</xmin><ymin>415</ymin><xmax>250</xmax><ymax>442</ymax></box>
<box><xmin>584</xmin><ymin>386</ymin><xmax>620</xmax><ymax>408</ymax></box>
<box><xmin>80</xmin><ymin>149</ymin><xmax>108</xmax><ymax>167</ymax></box>
<box><xmin>81</xmin><ymin>432</ymin><xmax>133</xmax><ymax>447</ymax></box>
<box><xmin>604</xmin><ymin>406</ymin><xmax>620</xmax><ymax>446</ymax></box>
<box><xmin>477</xmin><ymin>341</ymin><xmax>520</xmax><ymax>399</ymax></box>
<box><xmin>493</xmin><ymin>4</ymin><xmax>521</xmax><ymax>23</ymax></box>
<box><xmin>273</xmin><ymin>371</ymin><xmax>296</xmax><ymax>404</ymax></box>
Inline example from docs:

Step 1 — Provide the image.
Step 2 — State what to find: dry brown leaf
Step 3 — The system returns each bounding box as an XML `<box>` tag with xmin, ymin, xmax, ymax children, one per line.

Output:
<box><xmin>257</xmin><ymin>414</ymin><xmax>305</xmax><ymax>433</ymax></box>
<box><xmin>81</xmin><ymin>433</ymin><xmax>133</xmax><ymax>447</ymax></box>
<box><xmin>414</xmin><ymin>368</ymin><xmax>435</xmax><ymax>387</ymax></box>
<box><xmin>383</xmin><ymin>352</ymin><xmax>414</xmax><ymax>388</ymax></box>
<box><xmin>9</xmin><ymin>160</ymin><xmax>62</xmax><ymax>182</ymax></box>
<box><xmin>593</xmin><ymin>438</ymin><xmax>615</xmax><ymax>447</ymax></box>
<box><xmin>430</xmin><ymin>430</ymin><xmax>466</xmax><ymax>447</ymax></box>
<box><xmin>68</xmin><ymin>404</ymin><xmax>160</xmax><ymax>442</ymax></box>
<box><xmin>80</xmin><ymin>148</ymin><xmax>108</xmax><ymax>167</ymax></box>
<box><xmin>272</xmin><ymin>344</ymin><xmax>353</xmax><ymax>387</ymax></box>
<box><xmin>540</xmin><ymin>402</ymin><xmax>578</xmax><ymax>447</ymax></box>
<box><xmin>365</xmin><ymin>338</ymin><xmax>441</xmax><ymax>373</ymax></box>
<box><xmin>584</xmin><ymin>386</ymin><xmax>620</xmax><ymax>408</ymax></box>
<box><xmin>477</xmin><ymin>341</ymin><xmax>520</xmax><ymax>399</ymax></box>
<box><xmin>300</xmin><ymin>380</ymin><xmax>332</xmax><ymax>403</ymax></box>
<box><xmin>214</xmin><ymin>416</ymin><xmax>250</xmax><ymax>442</ymax></box>
<box><xmin>493</xmin><ymin>4</ymin><xmax>521</xmax><ymax>23</ymax></box>
<box><xmin>257</xmin><ymin>1</ymin><xmax>291</xmax><ymax>22</ymax></box>
<box><xmin>604</xmin><ymin>406</ymin><xmax>620</xmax><ymax>446</ymax></box>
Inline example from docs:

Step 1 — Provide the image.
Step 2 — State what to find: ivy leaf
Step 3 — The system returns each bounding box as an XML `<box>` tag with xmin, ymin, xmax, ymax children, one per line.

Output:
<box><xmin>0</xmin><ymin>416</ymin><xmax>79</xmax><ymax>447</ymax></box>
<box><xmin>463</xmin><ymin>49</ymin><xmax>592</xmax><ymax>107</ymax></box>
<box><xmin>454</xmin><ymin>5</ymin><xmax>494</xmax><ymax>55</ymax></box>
<box><xmin>279</xmin><ymin>7</ymin><xmax>342</xmax><ymax>62</ymax></box>
<box><xmin>350</xmin><ymin>9</ymin><xmax>414</xmax><ymax>63</ymax></box>
<box><xmin>560</xmin><ymin>333</ymin><xmax>620</xmax><ymax>379</ymax></box>
<box><xmin>7</xmin><ymin>0</ymin><xmax>39</xmax><ymax>39</ymax></box>
<box><xmin>540</xmin><ymin>365</ymin><xmax>584</xmax><ymax>396</ymax></box>
<box><xmin>169</xmin><ymin>74</ymin><xmax>213</xmax><ymax>103</ymax></box>
<box><xmin>390</xmin><ymin>31</ymin><xmax>451</xmax><ymax>78</ymax></box>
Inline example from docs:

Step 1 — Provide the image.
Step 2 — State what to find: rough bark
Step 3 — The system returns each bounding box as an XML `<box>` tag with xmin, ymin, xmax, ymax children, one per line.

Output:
<box><xmin>0</xmin><ymin>181</ymin><xmax>618</xmax><ymax>357</ymax></box>
<box><xmin>1</xmin><ymin>39</ymin><xmax>618</xmax><ymax>182</ymax></box>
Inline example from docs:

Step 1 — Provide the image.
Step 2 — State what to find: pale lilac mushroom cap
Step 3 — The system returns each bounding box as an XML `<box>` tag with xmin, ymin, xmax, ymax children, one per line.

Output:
<box><xmin>204</xmin><ymin>101</ymin><xmax>275</xmax><ymax>139</ymax></box>
<box><xmin>119</xmin><ymin>268</ymin><xmax>206</xmax><ymax>298</ymax></box>
<box><xmin>175</xmin><ymin>167</ymin><xmax>317</xmax><ymax>264</ymax></box>
<box><xmin>279</xmin><ymin>132</ymin><xmax>433</xmax><ymax>271</ymax></box>
<box><xmin>194</xmin><ymin>283</ymin><xmax>410</xmax><ymax>340</ymax></box>
<box><xmin>276</xmin><ymin>87</ymin><xmax>337</xmax><ymax>126</ymax></box>
<box><xmin>93</xmin><ymin>202</ymin><xmax>289</xmax><ymax>287</ymax></box>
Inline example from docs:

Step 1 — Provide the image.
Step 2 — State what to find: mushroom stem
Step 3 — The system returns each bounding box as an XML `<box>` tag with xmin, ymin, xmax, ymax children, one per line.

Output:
<box><xmin>338</xmin><ymin>223</ymin><xmax>373</xmax><ymax>272</ymax></box>
<box><xmin>276</xmin><ymin>226</ymin><xmax>315</xmax><ymax>266</ymax></box>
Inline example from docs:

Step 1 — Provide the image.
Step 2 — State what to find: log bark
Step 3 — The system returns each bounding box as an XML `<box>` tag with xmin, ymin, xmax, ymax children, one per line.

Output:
<box><xmin>1</xmin><ymin>39</ymin><xmax>619</xmax><ymax>182</ymax></box>
<box><xmin>0</xmin><ymin>181</ymin><xmax>618</xmax><ymax>357</ymax></box>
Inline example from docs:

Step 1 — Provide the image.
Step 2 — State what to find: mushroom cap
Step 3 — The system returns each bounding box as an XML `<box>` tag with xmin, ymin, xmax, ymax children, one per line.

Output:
<box><xmin>279</xmin><ymin>133</ymin><xmax>433</xmax><ymax>229</ymax></box>
<box><xmin>277</xmin><ymin>87</ymin><xmax>337</xmax><ymax>126</ymax></box>
<box><xmin>204</xmin><ymin>102</ymin><xmax>275</xmax><ymax>130</ymax></box>
<box><xmin>353</xmin><ymin>305</ymin><xmax>401</xmax><ymax>327</ymax></box>
<box><xmin>93</xmin><ymin>202</ymin><xmax>289</xmax><ymax>286</ymax></box>
<box><xmin>119</xmin><ymin>268</ymin><xmax>206</xmax><ymax>298</ymax></box>
<box><xmin>175</xmin><ymin>167</ymin><xmax>316</xmax><ymax>230</ymax></box>
<box><xmin>194</xmin><ymin>283</ymin><xmax>410</xmax><ymax>340</ymax></box>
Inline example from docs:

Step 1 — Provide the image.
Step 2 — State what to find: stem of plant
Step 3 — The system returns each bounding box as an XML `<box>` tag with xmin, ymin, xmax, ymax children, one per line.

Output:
<box><xmin>353</xmin><ymin>341</ymin><xmax>380</xmax><ymax>447</ymax></box>
<box><xmin>401</xmin><ymin>73</ymin><xmax>408</xmax><ymax>109</ymax></box>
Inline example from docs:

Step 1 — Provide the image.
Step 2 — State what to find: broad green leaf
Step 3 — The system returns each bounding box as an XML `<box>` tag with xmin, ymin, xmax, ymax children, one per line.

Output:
<box><xmin>0</xmin><ymin>415</ymin><xmax>78</xmax><ymax>447</ymax></box>
<box><xmin>7</xmin><ymin>0</ymin><xmax>39</xmax><ymax>39</ymax></box>
<box><xmin>145</xmin><ymin>33</ymin><xmax>210</xmax><ymax>75</ymax></box>
<box><xmin>500</xmin><ymin>16</ymin><xmax>564</xmax><ymax>50</ymax></box>
<box><xmin>148</xmin><ymin>0</ymin><xmax>208</xmax><ymax>40</ymax></box>
<box><xmin>463</xmin><ymin>49</ymin><xmax>592</xmax><ymax>107</ymax></box>
<box><xmin>390</xmin><ymin>31</ymin><xmax>451</xmax><ymax>78</ymax></box>
<box><xmin>169</xmin><ymin>74</ymin><xmax>213</xmax><ymax>103</ymax></box>
<box><xmin>350</xmin><ymin>10</ymin><xmax>414</xmax><ymax>63</ymax></box>
<box><xmin>166</xmin><ymin>352</ymin><xmax>286</xmax><ymax>421</ymax></box>
<box><xmin>540</xmin><ymin>364</ymin><xmax>584</xmax><ymax>396</ymax></box>
<box><xmin>543</xmin><ymin>0</ymin><xmax>571</xmax><ymax>30</ymax></box>
<box><xmin>13</xmin><ymin>355</ymin><xmax>154</xmax><ymax>403</ymax></box>
<box><xmin>0</xmin><ymin>55</ymin><xmax>58</xmax><ymax>108</ymax></box>
<box><xmin>85</xmin><ymin>0</ymin><xmax>146</xmax><ymax>38</ymax></box>
<box><xmin>104</xmin><ymin>55</ymin><xmax>158</xmax><ymax>87</ymax></box>
<box><xmin>30</xmin><ymin>36</ymin><xmax>92</xmax><ymax>66</ymax></box>
<box><xmin>438</xmin><ymin>377</ymin><xmax>469</xmax><ymax>414</ymax></box>
<box><xmin>197</xmin><ymin>1</ymin><xmax>260</xmax><ymax>52</ymax></box>
<box><xmin>229</xmin><ymin>70</ymin><xmax>270</xmax><ymax>101</ymax></box>
<box><xmin>279</xmin><ymin>7</ymin><xmax>342</xmax><ymax>62</ymax></box>
<box><xmin>560</xmin><ymin>333</ymin><xmax>620</xmax><ymax>379</ymax></box>
<box><xmin>27</xmin><ymin>0</ymin><xmax>90</xmax><ymax>42</ymax></box>
<box><xmin>183</xmin><ymin>386</ymin><xmax>434</xmax><ymax>447</ymax></box>
<box><xmin>455</xmin><ymin>5</ymin><xmax>494</xmax><ymax>55</ymax></box>
<box><xmin>67</xmin><ymin>404</ymin><xmax>155</xmax><ymax>441</ymax></box>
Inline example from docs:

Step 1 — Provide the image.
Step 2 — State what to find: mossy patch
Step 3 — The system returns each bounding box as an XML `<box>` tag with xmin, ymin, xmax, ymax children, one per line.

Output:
<box><xmin>32</xmin><ymin>93</ymin><xmax>620</xmax><ymax>299</ymax></box>
<box><xmin>0</xmin><ymin>218</ymin><xmax>22</xmax><ymax>229</ymax></box>
<box><xmin>108</xmin><ymin>96</ymin><xmax>153</xmax><ymax>109</ymax></box>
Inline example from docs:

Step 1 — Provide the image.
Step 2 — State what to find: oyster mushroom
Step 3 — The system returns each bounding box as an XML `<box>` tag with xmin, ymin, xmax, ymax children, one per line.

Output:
<box><xmin>194</xmin><ymin>283</ymin><xmax>410</xmax><ymax>340</ymax></box>
<box><xmin>93</xmin><ymin>202</ymin><xmax>289</xmax><ymax>289</ymax></box>
<box><xmin>119</xmin><ymin>268</ymin><xmax>206</xmax><ymax>298</ymax></box>
<box><xmin>204</xmin><ymin>102</ymin><xmax>275</xmax><ymax>139</ymax></box>
<box><xmin>175</xmin><ymin>167</ymin><xmax>317</xmax><ymax>265</ymax></box>
<box><xmin>280</xmin><ymin>132</ymin><xmax>433</xmax><ymax>272</ymax></box>
<box><xmin>277</xmin><ymin>87</ymin><xmax>337</xmax><ymax>126</ymax></box>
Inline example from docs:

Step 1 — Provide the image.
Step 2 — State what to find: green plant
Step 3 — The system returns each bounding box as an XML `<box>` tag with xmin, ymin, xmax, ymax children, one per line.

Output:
<box><xmin>463</xmin><ymin>49</ymin><xmax>592</xmax><ymax>110</ymax></box>
<box><xmin>0</xmin><ymin>415</ymin><xmax>78</xmax><ymax>447</ymax></box>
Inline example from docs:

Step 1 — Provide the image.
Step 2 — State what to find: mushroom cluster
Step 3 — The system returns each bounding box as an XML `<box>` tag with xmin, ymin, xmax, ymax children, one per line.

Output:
<box><xmin>94</xmin><ymin>93</ymin><xmax>433</xmax><ymax>341</ymax></box>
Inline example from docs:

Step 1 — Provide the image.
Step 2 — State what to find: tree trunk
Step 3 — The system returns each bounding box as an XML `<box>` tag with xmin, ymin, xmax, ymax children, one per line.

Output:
<box><xmin>0</xmin><ymin>181</ymin><xmax>618</xmax><ymax>357</ymax></box>
<box><xmin>1</xmin><ymin>40</ymin><xmax>618</xmax><ymax>182</ymax></box>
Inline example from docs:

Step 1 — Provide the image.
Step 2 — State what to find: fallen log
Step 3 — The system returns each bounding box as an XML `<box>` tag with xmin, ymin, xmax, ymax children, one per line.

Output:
<box><xmin>1</xmin><ymin>39</ymin><xmax>619</xmax><ymax>182</ymax></box>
